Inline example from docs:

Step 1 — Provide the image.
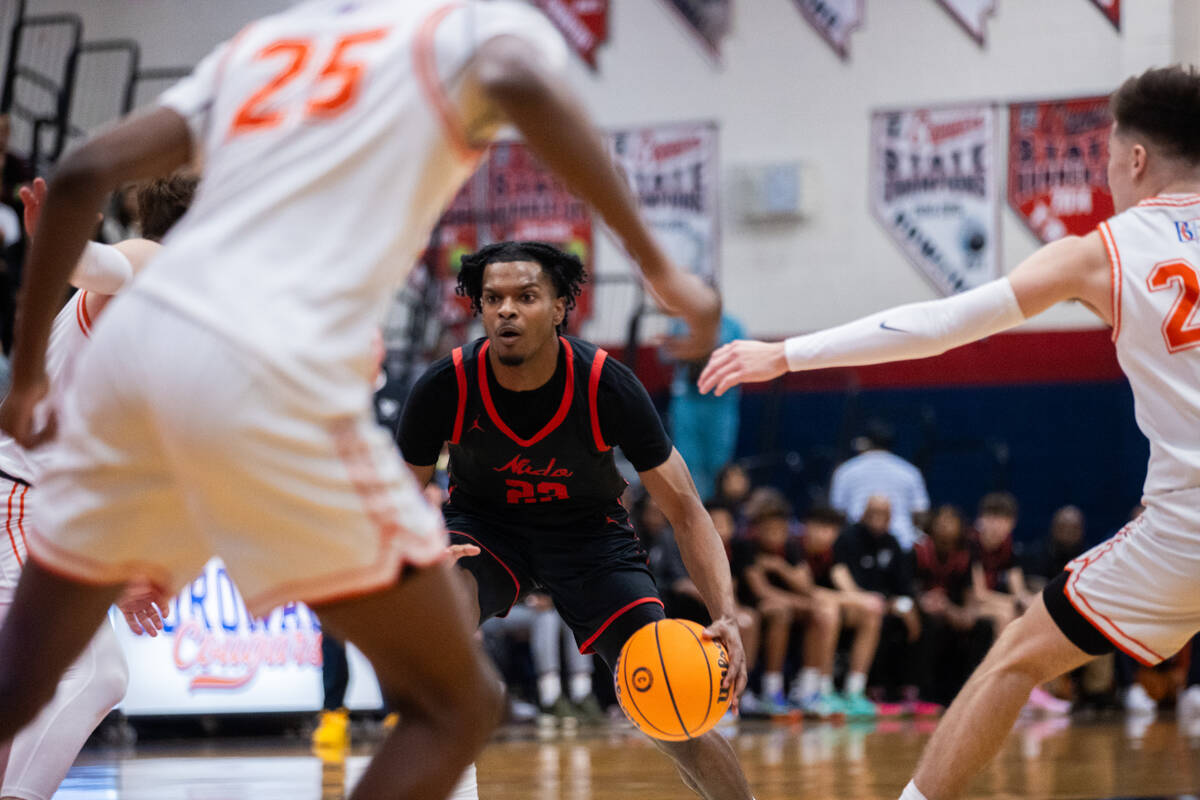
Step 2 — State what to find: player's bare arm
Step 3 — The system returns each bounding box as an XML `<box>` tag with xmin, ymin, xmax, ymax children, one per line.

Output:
<box><xmin>459</xmin><ymin>36</ymin><xmax>720</xmax><ymax>358</ymax></box>
<box><xmin>697</xmin><ymin>232</ymin><xmax>1111</xmax><ymax>397</ymax></box>
<box><xmin>639</xmin><ymin>448</ymin><xmax>748</xmax><ymax>701</ymax></box>
<box><xmin>0</xmin><ymin>108</ymin><xmax>190</xmax><ymax>447</ymax></box>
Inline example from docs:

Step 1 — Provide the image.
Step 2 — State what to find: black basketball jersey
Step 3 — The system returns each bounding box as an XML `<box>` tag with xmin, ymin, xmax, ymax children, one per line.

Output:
<box><xmin>443</xmin><ymin>336</ymin><xmax>630</xmax><ymax>525</ymax></box>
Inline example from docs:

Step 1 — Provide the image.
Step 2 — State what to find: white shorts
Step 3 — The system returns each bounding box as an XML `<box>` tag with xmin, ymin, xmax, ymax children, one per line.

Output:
<box><xmin>0</xmin><ymin>477</ymin><xmax>31</xmax><ymax>587</ymax></box>
<box><xmin>1048</xmin><ymin>504</ymin><xmax>1200</xmax><ymax>666</ymax></box>
<box><xmin>29</xmin><ymin>293</ymin><xmax>446</xmax><ymax>616</ymax></box>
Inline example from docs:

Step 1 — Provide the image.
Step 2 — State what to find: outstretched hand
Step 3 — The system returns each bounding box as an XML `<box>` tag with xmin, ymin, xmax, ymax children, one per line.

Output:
<box><xmin>117</xmin><ymin>579</ymin><xmax>169</xmax><ymax>637</ymax></box>
<box><xmin>702</xmin><ymin>615</ymin><xmax>747</xmax><ymax>712</ymax></box>
<box><xmin>697</xmin><ymin>340</ymin><xmax>788</xmax><ymax>396</ymax></box>
<box><xmin>18</xmin><ymin>177</ymin><xmax>47</xmax><ymax>239</ymax></box>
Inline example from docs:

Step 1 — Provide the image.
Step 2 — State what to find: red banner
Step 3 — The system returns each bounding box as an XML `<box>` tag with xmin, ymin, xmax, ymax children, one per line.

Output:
<box><xmin>1089</xmin><ymin>0</ymin><xmax>1120</xmax><ymax>30</ymax></box>
<box><xmin>529</xmin><ymin>0</ymin><xmax>609</xmax><ymax>68</ymax></box>
<box><xmin>1008</xmin><ymin>96</ymin><xmax>1114</xmax><ymax>243</ymax></box>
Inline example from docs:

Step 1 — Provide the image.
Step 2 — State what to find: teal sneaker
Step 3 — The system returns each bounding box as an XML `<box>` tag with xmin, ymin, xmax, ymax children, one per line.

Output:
<box><xmin>840</xmin><ymin>691</ymin><xmax>878</xmax><ymax>718</ymax></box>
<box><xmin>799</xmin><ymin>691</ymin><xmax>845</xmax><ymax>719</ymax></box>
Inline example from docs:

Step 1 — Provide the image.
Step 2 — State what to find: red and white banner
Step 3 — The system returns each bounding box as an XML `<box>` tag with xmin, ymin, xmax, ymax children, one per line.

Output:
<box><xmin>114</xmin><ymin>559</ymin><xmax>383</xmax><ymax>715</ymax></box>
<box><xmin>608</xmin><ymin>121</ymin><xmax>721</xmax><ymax>282</ymax></box>
<box><xmin>792</xmin><ymin>0</ymin><xmax>865</xmax><ymax>60</ymax></box>
<box><xmin>658</xmin><ymin>0</ymin><xmax>732</xmax><ymax>61</ymax></box>
<box><xmin>934</xmin><ymin>0</ymin><xmax>996</xmax><ymax>45</ymax></box>
<box><xmin>1008</xmin><ymin>96</ymin><xmax>1114</xmax><ymax>243</ymax></box>
<box><xmin>871</xmin><ymin>103</ymin><xmax>1001</xmax><ymax>296</ymax></box>
<box><xmin>1088</xmin><ymin>0</ymin><xmax>1120</xmax><ymax>30</ymax></box>
<box><xmin>528</xmin><ymin>0</ymin><xmax>609</xmax><ymax>68</ymax></box>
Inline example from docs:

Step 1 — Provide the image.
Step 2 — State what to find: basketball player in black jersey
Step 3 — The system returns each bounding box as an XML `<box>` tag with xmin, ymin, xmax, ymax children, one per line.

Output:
<box><xmin>398</xmin><ymin>242</ymin><xmax>754</xmax><ymax>799</ymax></box>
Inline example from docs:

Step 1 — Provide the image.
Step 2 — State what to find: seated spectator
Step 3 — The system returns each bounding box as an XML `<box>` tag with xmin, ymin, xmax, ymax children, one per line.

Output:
<box><xmin>971</xmin><ymin>492</ymin><xmax>1070</xmax><ymax>714</ymax></box>
<box><xmin>1022</xmin><ymin>504</ymin><xmax>1087</xmax><ymax>589</ymax></box>
<box><xmin>800</xmin><ymin>506</ymin><xmax>882</xmax><ymax>717</ymax></box>
<box><xmin>734</xmin><ymin>488</ymin><xmax>839</xmax><ymax>715</ymax></box>
<box><xmin>833</xmin><ymin>495</ymin><xmax>928</xmax><ymax>709</ymax></box>
<box><xmin>712</xmin><ymin>462</ymin><xmax>752</xmax><ymax>521</ymax></box>
<box><xmin>480</xmin><ymin>593</ymin><xmax>601</xmax><ymax>722</ymax></box>
<box><xmin>913</xmin><ymin>505</ymin><xmax>991</xmax><ymax>705</ymax></box>
<box><xmin>830</xmin><ymin>419</ymin><xmax>930</xmax><ymax>551</ymax></box>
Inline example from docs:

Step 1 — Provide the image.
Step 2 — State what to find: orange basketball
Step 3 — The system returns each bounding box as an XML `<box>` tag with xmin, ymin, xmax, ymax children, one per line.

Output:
<box><xmin>613</xmin><ymin>619</ymin><xmax>731</xmax><ymax>741</ymax></box>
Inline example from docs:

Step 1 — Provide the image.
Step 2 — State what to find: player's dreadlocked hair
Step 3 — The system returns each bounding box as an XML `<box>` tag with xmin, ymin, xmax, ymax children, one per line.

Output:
<box><xmin>456</xmin><ymin>241</ymin><xmax>588</xmax><ymax>333</ymax></box>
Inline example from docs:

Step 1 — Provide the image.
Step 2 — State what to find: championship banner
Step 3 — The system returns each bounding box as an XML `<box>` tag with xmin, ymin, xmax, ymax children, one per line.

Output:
<box><xmin>113</xmin><ymin>559</ymin><xmax>383</xmax><ymax>715</ymax></box>
<box><xmin>792</xmin><ymin>0</ymin><xmax>864</xmax><ymax>60</ymax></box>
<box><xmin>1088</xmin><ymin>0</ymin><xmax>1119</xmax><ymax>30</ymax></box>
<box><xmin>658</xmin><ymin>0</ymin><xmax>732</xmax><ymax>61</ymax></box>
<box><xmin>1008</xmin><ymin>96</ymin><xmax>1113</xmax><ymax>243</ymax></box>
<box><xmin>528</xmin><ymin>0</ymin><xmax>609</xmax><ymax>68</ymax></box>
<box><xmin>608</xmin><ymin>121</ymin><xmax>720</xmax><ymax>283</ymax></box>
<box><xmin>870</xmin><ymin>104</ymin><xmax>1001</xmax><ymax>296</ymax></box>
<box><xmin>933</xmin><ymin>0</ymin><xmax>996</xmax><ymax>45</ymax></box>
<box><xmin>485</xmin><ymin>142</ymin><xmax>595</xmax><ymax>328</ymax></box>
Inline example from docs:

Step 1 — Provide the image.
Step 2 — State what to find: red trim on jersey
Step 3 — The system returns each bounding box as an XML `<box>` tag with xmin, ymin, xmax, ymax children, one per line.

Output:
<box><xmin>16</xmin><ymin>485</ymin><xmax>28</xmax><ymax>554</ymax></box>
<box><xmin>477</xmin><ymin>337</ymin><xmax>575</xmax><ymax>448</ymax></box>
<box><xmin>448</xmin><ymin>529</ymin><xmax>521</xmax><ymax>615</ymax></box>
<box><xmin>1062</xmin><ymin>526</ymin><xmax>1164</xmax><ymax>665</ymax></box>
<box><xmin>1137</xmin><ymin>194</ymin><xmax>1200</xmax><ymax>208</ymax></box>
<box><xmin>75</xmin><ymin>291</ymin><xmax>92</xmax><ymax>339</ymax></box>
<box><xmin>26</xmin><ymin>528</ymin><xmax>172</xmax><ymax>590</ymax></box>
<box><xmin>5</xmin><ymin>482</ymin><xmax>21</xmax><ymax>567</ymax></box>
<box><xmin>450</xmin><ymin>346</ymin><xmax>467</xmax><ymax>444</ymax></box>
<box><xmin>413</xmin><ymin>2</ymin><xmax>484</xmax><ymax>164</ymax></box>
<box><xmin>578</xmin><ymin>596</ymin><xmax>664</xmax><ymax>655</ymax></box>
<box><xmin>588</xmin><ymin>348</ymin><xmax>610</xmax><ymax>451</ymax></box>
<box><xmin>1098</xmin><ymin>222</ymin><xmax>1122</xmax><ymax>342</ymax></box>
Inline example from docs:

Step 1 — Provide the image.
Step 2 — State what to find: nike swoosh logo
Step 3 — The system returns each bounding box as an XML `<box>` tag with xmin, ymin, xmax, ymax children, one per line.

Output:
<box><xmin>879</xmin><ymin>321</ymin><xmax>908</xmax><ymax>333</ymax></box>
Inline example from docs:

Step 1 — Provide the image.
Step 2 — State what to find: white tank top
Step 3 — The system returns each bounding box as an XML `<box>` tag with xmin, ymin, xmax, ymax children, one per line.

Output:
<box><xmin>0</xmin><ymin>292</ymin><xmax>95</xmax><ymax>484</ymax></box>
<box><xmin>1102</xmin><ymin>193</ymin><xmax>1200</xmax><ymax>514</ymax></box>
<box><xmin>134</xmin><ymin>0</ymin><xmax>567</xmax><ymax>415</ymax></box>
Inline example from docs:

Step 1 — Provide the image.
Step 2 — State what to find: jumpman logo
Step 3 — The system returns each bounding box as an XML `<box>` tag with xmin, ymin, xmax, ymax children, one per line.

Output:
<box><xmin>469</xmin><ymin>415</ymin><xmax>485</xmax><ymax>434</ymax></box>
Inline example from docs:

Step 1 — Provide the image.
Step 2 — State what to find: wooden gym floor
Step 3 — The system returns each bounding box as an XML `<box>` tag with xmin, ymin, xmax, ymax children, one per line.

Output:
<box><xmin>60</xmin><ymin>715</ymin><xmax>1200</xmax><ymax>799</ymax></box>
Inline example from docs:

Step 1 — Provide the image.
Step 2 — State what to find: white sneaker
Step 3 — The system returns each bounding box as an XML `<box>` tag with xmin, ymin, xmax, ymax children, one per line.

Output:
<box><xmin>1124</xmin><ymin>683</ymin><xmax>1158</xmax><ymax>715</ymax></box>
<box><xmin>1179</xmin><ymin>685</ymin><xmax>1200</xmax><ymax>717</ymax></box>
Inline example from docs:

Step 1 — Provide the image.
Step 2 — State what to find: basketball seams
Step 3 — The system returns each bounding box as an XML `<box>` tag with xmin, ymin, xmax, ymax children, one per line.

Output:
<box><xmin>619</xmin><ymin>638</ymin><xmax>676</xmax><ymax>738</ymax></box>
<box><xmin>654</xmin><ymin>620</ymin><xmax>690</xmax><ymax>738</ymax></box>
<box><xmin>679</xmin><ymin>621</ymin><xmax>715</xmax><ymax>732</ymax></box>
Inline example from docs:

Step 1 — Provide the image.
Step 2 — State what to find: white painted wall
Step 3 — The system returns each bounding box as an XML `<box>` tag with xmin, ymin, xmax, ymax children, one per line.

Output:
<box><xmin>20</xmin><ymin>0</ymin><xmax>1200</xmax><ymax>336</ymax></box>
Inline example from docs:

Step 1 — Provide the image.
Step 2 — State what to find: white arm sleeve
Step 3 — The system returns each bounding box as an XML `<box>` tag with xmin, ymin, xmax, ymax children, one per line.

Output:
<box><xmin>70</xmin><ymin>243</ymin><xmax>134</xmax><ymax>295</ymax></box>
<box><xmin>783</xmin><ymin>278</ymin><xmax>1025</xmax><ymax>371</ymax></box>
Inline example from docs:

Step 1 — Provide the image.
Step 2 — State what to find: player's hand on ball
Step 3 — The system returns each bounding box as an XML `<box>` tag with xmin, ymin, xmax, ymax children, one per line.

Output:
<box><xmin>697</xmin><ymin>340</ymin><xmax>788</xmax><ymax>396</ymax></box>
<box><xmin>118</xmin><ymin>579</ymin><xmax>168</xmax><ymax>637</ymax></box>
<box><xmin>0</xmin><ymin>374</ymin><xmax>54</xmax><ymax>449</ymax></box>
<box><xmin>443</xmin><ymin>543</ymin><xmax>481</xmax><ymax>564</ymax></box>
<box><xmin>703</xmin><ymin>615</ymin><xmax>748</xmax><ymax>710</ymax></box>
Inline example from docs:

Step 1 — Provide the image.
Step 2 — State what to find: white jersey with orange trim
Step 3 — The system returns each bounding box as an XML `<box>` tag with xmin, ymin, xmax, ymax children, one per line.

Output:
<box><xmin>137</xmin><ymin>0</ymin><xmax>567</xmax><ymax>415</ymax></box>
<box><xmin>1100</xmin><ymin>193</ymin><xmax>1200</xmax><ymax>516</ymax></box>
<box><xmin>0</xmin><ymin>292</ymin><xmax>95</xmax><ymax>489</ymax></box>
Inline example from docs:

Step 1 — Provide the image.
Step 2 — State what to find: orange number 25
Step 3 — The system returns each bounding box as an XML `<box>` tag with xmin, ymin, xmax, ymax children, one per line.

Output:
<box><xmin>230</xmin><ymin>28</ymin><xmax>389</xmax><ymax>138</ymax></box>
<box><xmin>1148</xmin><ymin>259</ymin><xmax>1200</xmax><ymax>353</ymax></box>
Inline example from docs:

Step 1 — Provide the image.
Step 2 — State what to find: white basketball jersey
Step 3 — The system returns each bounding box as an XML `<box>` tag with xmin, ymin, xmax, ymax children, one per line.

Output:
<box><xmin>0</xmin><ymin>292</ymin><xmax>95</xmax><ymax>484</ymax></box>
<box><xmin>135</xmin><ymin>0</ymin><xmax>567</xmax><ymax>413</ymax></box>
<box><xmin>1101</xmin><ymin>193</ymin><xmax>1200</xmax><ymax>511</ymax></box>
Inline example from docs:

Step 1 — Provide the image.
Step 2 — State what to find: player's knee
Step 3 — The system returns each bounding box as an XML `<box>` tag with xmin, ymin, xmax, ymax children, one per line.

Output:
<box><xmin>92</xmin><ymin>650</ymin><xmax>130</xmax><ymax>710</ymax></box>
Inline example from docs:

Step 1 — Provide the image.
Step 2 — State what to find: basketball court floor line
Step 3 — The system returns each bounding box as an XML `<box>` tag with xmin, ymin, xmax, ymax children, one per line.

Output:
<box><xmin>58</xmin><ymin>717</ymin><xmax>1200</xmax><ymax>799</ymax></box>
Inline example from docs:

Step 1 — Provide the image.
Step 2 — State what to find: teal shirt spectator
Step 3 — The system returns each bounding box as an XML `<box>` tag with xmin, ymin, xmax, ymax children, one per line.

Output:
<box><xmin>668</xmin><ymin>314</ymin><xmax>745</xmax><ymax>501</ymax></box>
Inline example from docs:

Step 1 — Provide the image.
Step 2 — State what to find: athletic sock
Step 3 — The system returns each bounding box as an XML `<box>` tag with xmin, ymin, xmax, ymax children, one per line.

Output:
<box><xmin>846</xmin><ymin>671</ymin><xmax>867</xmax><ymax>696</ymax></box>
<box><xmin>899</xmin><ymin>780</ymin><xmax>929</xmax><ymax>800</ymax></box>
<box><xmin>538</xmin><ymin>672</ymin><xmax>562</xmax><ymax>708</ymax></box>
<box><xmin>797</xmin><ymin>667</ymin><xmax>821</xmax><ymax>699</ymax></box>
<box><xmin>568</xmin><ymin>673</ymin><xmax>593</xmax><ymax>704</ymax></box>
<box><xmin>450</xmin><ymin>763</ymin><xmax>478</xmax><ymax>800</ymax></box>
<box><xmin>763</xmin><ymin>672</ymin><xmax>784</xmax><ymax>698</ymax></box>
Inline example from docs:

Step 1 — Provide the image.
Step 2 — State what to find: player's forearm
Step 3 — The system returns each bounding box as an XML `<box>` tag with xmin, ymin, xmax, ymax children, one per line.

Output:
<box><xmin>11</xmin><ymin>164</ymin><xmax>111</xmax><ymax>383</ymax></box>
<box><xmin>671</xmin><ymin>506</ymin><xmax>738</xmax><ymax>621</ymax></box>
<box><xmin>782</xmin><ymin>278</ymin><xmax>1025</xmax><ymax>372</ymax></box>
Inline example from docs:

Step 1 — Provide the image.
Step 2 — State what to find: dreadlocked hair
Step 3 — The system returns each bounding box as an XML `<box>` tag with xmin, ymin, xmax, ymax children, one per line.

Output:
<box><xmin>456</xmin><ymin>241</ymin><xmax>588</xmax><ymax>332</ymax></box>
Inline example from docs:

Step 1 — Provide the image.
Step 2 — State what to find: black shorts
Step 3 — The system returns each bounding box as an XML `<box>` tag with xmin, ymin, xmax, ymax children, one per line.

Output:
<box><xmin>445</xmin><ymin>503</ymin><xmax>664</xmax><ymax>669</ymax></box>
